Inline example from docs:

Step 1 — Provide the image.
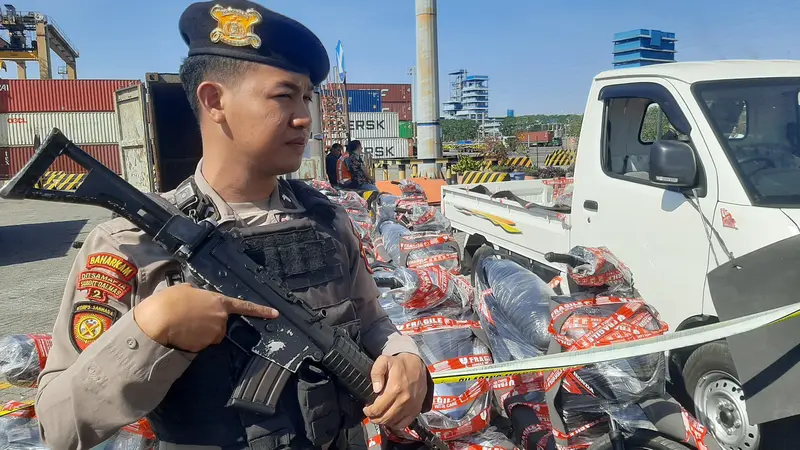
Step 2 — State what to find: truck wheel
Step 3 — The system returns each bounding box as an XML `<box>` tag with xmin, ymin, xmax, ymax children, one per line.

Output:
<box><xmin>587</xmin><ymin>429</ymin><xmax>691</xmax><ymax>450</ymax></box>
<box><xmin>682</xmin><ymin>341</ymin><xmax>761</xmax><ymax>450</ymax></box>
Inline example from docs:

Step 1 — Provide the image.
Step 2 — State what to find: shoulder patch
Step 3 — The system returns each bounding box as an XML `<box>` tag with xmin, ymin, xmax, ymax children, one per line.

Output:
<box><xmin>70</xmin><ymin>302</ymin><xmax>119</xmax><ymax>352</ymax></box>
<box><xmin>86</xmin><ymin>252</ymin><xmax>138</xmax><ymax>281</ymax></box>
<box><xmin>77</xmin><ymin>270</ymin><xmax>133</xmax><ymax>303</ymax></box>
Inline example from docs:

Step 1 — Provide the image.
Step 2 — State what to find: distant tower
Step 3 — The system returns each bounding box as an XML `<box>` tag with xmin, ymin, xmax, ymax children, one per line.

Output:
<box><xmin>441</xmin><ymin>69</ymin><xmax>489</xmax><ymax>121</ymax></box>
<box><xmin>612</xmin><ymin>29</ymin><xmax>676</xmax><ymax>68</ymax></box>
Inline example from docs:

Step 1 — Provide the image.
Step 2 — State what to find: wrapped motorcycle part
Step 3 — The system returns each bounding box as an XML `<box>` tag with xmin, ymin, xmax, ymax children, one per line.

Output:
<box><xmin>93</xmin><ymin>418</ymin><xmax>157</xmax><ymax>450</ymax></box>
<box><xmin>389</xmin><ymin>267</ymin><xmax>471</xmax><ymax>312</ymax></box>
<box><xmin>630</xmin><ymin>396</ymin><xmax>720</xmax><ymax>450</ymax></box>
<box><xmin>553</xmin><ymin>410</ymin><xmax>610</xmax><ymax>448</ymax></box>
<box><xmin>566</xmin><ymin>247</ymin><xmax>635</xmax><ymax>295</ymax></box>
<box><xmin>390</xmin><ymin>317</ymin><xmax>493</xmax><ymax>442</ymax></box>
<box><xmin>0</xmin><ymin>401</ymin><xmax>45</xmax><ymax>449</ymax></box>
<box><xmin>398</xmin><ymin>233</ymin><xmax>462</xmax><ymax>274</ymax></box>
<box><xmin>374</xmin><ymin>266</ymin><xmax>469</xmax><ymax>324</ymax></box>
<box><xmin>349</xmin><ymin>216</ymin><xmax>375</xmax><ymax>256</ymax></box>
<box><xmin>307</xmin><ymin>180</ymin><xmax>339</xmax><ymax>196</ymax></box>
<box><xmin>502</xmin><ymin>388</ymin><xmax>551</xmax><ymax>450</ymax></box>
<box><xmin>397</xmin><ymin>180</ymin><xmax>427</xmax><ymax>200</ymax></box>
<box><xmin>377</xmin><ymin>221</ymin><xmax>412</xmax><ymax>264</ymax></box>
<box><xmin>447</xmin><ymin>427</ymin><xmax>519</xmax><ymax>450</ymax></box>
<box><xmin>472</xmin><ymin>255</ymin><xmax>553</xmax><ymax>362</ymax></box>
<box><xmin>553</xmin><ymin>183</ymin><xmax>574</xmax><ymax>208</ymax></box>
<box><xmin>0</xmin><ymin>334</ymin><xmax>52</xmax><ymax>388</ymax></box>
<box><xmin>399</xmin><ymin>204</ymin><xmax>451</xmax><ymax>233</ymax></box>
<box><xmin>541</xmin><ymin>178</ymin><xmax>574</xmax><ymax>208</ymax></box>
<box><xmin>340</xmin><ymin>190</ymin><xmax>369</xmax><ymax>209</ymax></box>
<box><xmin>544</xmin><ymin>295</ymin><xmax>669</xmax><ymax>412</ymax></box>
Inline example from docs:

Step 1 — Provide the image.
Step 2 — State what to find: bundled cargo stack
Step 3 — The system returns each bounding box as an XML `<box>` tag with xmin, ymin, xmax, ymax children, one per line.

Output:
<box><xmin>352</xmin><ymin>181</ymin><xmax>515</xmax><ymax>449</ymax></box>
<box><xmin>0</xmin><ymin>79</ymin><xmax>141</xmax><ymax>180</ymax></box>
<box><xmin>305</xmin><ymin>180</ymin><xmax>721</xmax><ymax>450</ymax></box>
<box><xmin>0</xmin><ymin>333</ymin><xmax>157</xmax><ymax>449</ymax></box>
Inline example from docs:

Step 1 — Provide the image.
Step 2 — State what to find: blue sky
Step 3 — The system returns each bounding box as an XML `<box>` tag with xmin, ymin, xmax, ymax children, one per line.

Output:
<box><xmin>6</xmin><ymin>0</ymin><xmax>799</xmax><ymax>115</ymax></box>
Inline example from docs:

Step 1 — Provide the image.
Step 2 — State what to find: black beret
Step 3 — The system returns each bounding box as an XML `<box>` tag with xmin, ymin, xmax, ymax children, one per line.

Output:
<box><xmin>179</xmin><ymin>0</ymin><xmax>330</xmax><ymax>86</ymax></box>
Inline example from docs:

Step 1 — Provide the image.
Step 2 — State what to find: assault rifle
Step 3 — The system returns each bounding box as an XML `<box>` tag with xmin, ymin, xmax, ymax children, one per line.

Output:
<box><xmin>2</xmin><ymin>129</ymin><xmax>447</xmax><ymax>450</ymax></box>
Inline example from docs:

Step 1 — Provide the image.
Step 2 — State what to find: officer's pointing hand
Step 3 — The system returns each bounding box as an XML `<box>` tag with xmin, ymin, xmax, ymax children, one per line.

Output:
<box><xmin>133</xmin><ymin>283</ymin><xmax>279</xmax><ymax>353</ymax></box>
<box><xmin>363</xmin><ymin>353</ymin><xmax>429</xmax><ymax>430</ymax></box>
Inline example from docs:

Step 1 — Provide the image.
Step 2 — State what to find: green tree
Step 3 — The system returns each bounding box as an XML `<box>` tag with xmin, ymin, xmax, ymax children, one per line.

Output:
<box><xmin>441</xmin><ymin>119</ymin><xmax>479</xmax><ymax>142</ymax></box>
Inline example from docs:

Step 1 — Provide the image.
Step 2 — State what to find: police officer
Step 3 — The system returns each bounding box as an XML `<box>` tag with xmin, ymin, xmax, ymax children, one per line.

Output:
<box><xmin>34</xmin><ymin>2</ymin><xmax>433</xmax><ymax>449</ymax></box>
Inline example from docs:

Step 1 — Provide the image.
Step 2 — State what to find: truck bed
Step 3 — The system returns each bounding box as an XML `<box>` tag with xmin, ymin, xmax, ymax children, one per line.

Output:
<box><xmin>441</xmin><ymin>179</ymin><xmax>572</xmax><ymax>265</ymax></box>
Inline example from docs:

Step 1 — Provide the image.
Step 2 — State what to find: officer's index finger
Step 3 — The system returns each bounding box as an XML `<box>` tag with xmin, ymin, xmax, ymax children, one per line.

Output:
<box><xmin>219</xmin><ymin>296</ymin><xmax>279</xmax><ymax>319</ymax></box>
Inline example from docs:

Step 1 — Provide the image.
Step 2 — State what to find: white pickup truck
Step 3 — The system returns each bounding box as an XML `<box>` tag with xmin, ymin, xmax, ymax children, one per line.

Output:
<box><xmin>442</xmin><ymin>60</ymin><xmax>800</xmax><ymax>449</ymax></box>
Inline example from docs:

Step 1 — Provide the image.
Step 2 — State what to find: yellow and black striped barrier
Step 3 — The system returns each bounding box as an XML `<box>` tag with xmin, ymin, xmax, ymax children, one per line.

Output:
<box><xmin>34</xmin><ymin>171</ymin><xmax>87</xmax><ymax>191</ymax></box>
<box><xmin>461</xmin><ymin>171</ymin><xmax>511</xmax><ymax>184</ymax></box>
<box><xmin>543</xmin><ymin>149</ymin><xmax>576</xmax><ymax>167</ymax></box>
<box><xmin>499</xmin><ymin>156</ymin><xmax>534</xmax><ymax>168</ymax></box>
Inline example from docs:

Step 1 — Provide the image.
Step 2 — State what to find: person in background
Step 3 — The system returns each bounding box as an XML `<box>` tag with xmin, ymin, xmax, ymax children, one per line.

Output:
<box><xmin>325</xmin><ymin>143</ymin><xmax>342</xmax><ymax>185</ymax></box>
<box><xmin>337</xmin><ymin>140</ymin><xmax>378</xmax><ymax>191</ymax></box>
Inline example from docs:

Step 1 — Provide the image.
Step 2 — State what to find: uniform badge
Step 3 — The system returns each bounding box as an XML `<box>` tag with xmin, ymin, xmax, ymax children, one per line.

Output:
<box><xmin>70</xmin><ymin>302</ymin><xmax>119</xmax><ymax>352</ymax></box>
<box><xmin>86</xmin><ymin>253</ymin><xmax>137</xmax><ymax>281</ymax></box>
<box><xmin>209</xmin><ymin>5</ymin><xmax>262</xmax><ymax>49</ymax></box>
<box><xmin>76</xmin><ymin>271</ymin><xmax>132</xmax><ymax>303</ymax></box>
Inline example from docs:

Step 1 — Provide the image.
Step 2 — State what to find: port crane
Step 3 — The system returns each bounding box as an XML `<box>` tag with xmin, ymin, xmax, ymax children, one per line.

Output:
<box><xmin>0</xmin><ymin>4</ymin><xmax>79</xmax><ymax>79</ymax></box>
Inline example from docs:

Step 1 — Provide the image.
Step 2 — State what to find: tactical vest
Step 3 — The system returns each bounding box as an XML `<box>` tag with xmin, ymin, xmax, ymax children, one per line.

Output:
<box><xmin>146</xmin><ymin>178</ymin><xmax>365</xmax><ymax>450</ymax></box>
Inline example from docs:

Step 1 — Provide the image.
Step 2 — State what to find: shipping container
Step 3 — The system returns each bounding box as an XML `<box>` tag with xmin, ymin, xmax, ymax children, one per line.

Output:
<box><xmin>0</xmin><ymin>112</ymin><xmax>119</xmax><ymax>147</ymax></box>
<box><xmin>381</xmin><ymin>102</ymin><xmax>412</xmax><ymax>121</ymax></box>
<box><xmin>516</xmin><ymin>131</ymin><xmax>554</xmax><ymax>145</ymax></box>
<box><xmin>7</xmin><ymin>144</ymin><xmax>121</xmax><ymax>176</ymax></box>
<box><xmin>348</xmin><ymin>112</ymin><xmax>399</xmax><ymax>139</ymax></box>
<box><xmin>0</xmin><ymin>79</ymin><xmax>141</xmax><ymax>113</ymax></box>
<box><xmin>330</xmin><ymin>83</ymin><xmax>411</xmax><ymax>103</ymax></box>
<box><xmin>399</xmin><ymin>121</ymin><xmax>414</xmax><ymax>139</ymax></box>
<box><xmin>359</xmin><ymin>138</ymin><xmax>412</xmax><ymax>159</ymax></box>
<box><xmin>347</xmin><ymin>90</ymin><xmax>382</xmax><ymax>112</ymax></box>
<box><xmin>0</xmin><ymin>148</ymin><xmax>8</xmax><ymax>180</ymax></box>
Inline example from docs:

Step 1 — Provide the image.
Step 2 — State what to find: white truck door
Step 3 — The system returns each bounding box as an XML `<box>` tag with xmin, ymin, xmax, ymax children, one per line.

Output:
<box><xmin>570</xmin><ymin>80</ymin><xmax>720</xmax><ymax>329</ymax></box>
<box><xmin>114</xmin><ymin>84</ymin><xmax>154</xmax><ymax>193</ymax></box>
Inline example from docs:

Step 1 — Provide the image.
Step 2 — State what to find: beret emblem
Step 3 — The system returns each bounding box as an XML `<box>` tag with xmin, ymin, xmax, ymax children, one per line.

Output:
<box><xmin>209</xmin><ymin>4</ymin><xmax>263</xmax><ymax>49</ymax></box>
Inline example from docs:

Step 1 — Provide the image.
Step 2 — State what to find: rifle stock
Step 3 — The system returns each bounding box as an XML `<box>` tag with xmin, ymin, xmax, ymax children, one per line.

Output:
<box><xmin>2</xmin><ymin>129</ymin><xmax>447</xmax><ymax>450</ymax></box>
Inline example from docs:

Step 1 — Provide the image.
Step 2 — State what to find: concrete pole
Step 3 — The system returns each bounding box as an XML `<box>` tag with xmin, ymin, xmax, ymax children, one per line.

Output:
<box><xmin>309</xmin><ymin>88</ymin><xmax>325</xmax><ymax>180</ymax></box>
<box><xmin>415</xmin><ymin>0</ymin><xmax>442</xmax><ymax>178</ymax></box>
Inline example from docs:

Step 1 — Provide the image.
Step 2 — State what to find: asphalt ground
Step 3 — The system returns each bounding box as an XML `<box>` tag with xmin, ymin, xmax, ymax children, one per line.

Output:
<box><xmin>0</xmin><ymin>198</ymin><xmax>112</xmax><ymax>404</ymax></box>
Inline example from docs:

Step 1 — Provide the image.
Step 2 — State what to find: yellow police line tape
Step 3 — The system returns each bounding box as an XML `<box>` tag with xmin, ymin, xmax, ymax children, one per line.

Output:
<box><xmin>33</xmin><ymin>171</ymin><xmax>86</xmax><ymax>191</ymax></box>
<box><xmin>0</xmin><ymin>400</ymin><xmax>34</xmax><ymax>418</ymax></box>
<box><xmin>431</xmin><ymin>300</ymin><xmax>800</xmax><ymax>384</ymax></box>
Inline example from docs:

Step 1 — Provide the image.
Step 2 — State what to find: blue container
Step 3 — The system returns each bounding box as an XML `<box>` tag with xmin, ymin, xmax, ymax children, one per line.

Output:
<box><xmin>509</xmin><ymin>172</ymin><xmax>526</xmax><ymax>181</ymax></box>
<box><xmin>347</xmin><ymin>90</ymin><xmax>382</xmax><ymax>112</ymax></box>
<box><xmin>507</xmin><ymin>109</ymin><xmax>515</xmax><ymax>117</ymax></box>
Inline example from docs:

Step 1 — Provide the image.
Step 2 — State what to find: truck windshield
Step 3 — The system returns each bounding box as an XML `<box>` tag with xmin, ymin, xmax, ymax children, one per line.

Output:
<box><xmin>695</xmin><ymin>78</ymin><xmax>800</xmax><ymax>207</ymax></box>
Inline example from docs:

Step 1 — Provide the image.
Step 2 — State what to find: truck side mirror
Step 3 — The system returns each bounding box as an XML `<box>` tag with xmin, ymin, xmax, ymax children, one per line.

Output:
<box><xmin>648</xmin><ymin>140</ymin><xmax>698</xmax><ymax>188</ymax></box>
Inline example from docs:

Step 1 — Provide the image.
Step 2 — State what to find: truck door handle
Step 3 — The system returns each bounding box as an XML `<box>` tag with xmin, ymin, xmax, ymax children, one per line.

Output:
<box><xmin>584</xmin><ymin>200</ymin><xmax>598</xmax><ymax>212</ymax></box>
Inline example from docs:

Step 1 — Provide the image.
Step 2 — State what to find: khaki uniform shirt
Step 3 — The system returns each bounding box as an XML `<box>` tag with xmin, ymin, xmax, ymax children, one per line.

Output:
<box><xmin>35</xmin><ymin>163</ymin><xmax>424</xmax><ymax>449</ymax></box>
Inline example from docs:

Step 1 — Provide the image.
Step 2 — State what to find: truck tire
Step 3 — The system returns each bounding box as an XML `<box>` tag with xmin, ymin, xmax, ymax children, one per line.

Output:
<box><xmin>682</xmin><ymin>341</ymin><xmax>761</xmax><ymax>450</ymax></box>
<box><xmin>587</xmin><ymin>429</ymin><xmax>691</xmax><ymax>450</ymax></box>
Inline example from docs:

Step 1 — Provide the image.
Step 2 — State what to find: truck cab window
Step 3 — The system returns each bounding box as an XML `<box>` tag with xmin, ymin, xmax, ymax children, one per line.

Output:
<box><xmin>695</xmin><ymin>79</ymin><xmax>800</xmax><ymax>206</ymax></box>
<box><xmin>603</xmin><ymin>98</ymin><xmax>688</xmax><ymax>183</ymax></box>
